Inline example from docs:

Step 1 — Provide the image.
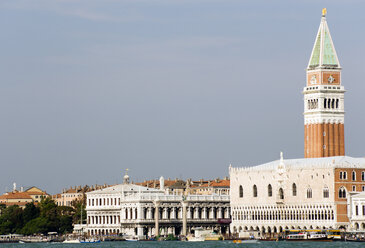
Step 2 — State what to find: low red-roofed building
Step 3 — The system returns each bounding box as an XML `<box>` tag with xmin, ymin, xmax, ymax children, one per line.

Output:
<box><xmin>192</xmin><ymin>178</ymin><xmax>230</xmax><ymax>195</ymax></box>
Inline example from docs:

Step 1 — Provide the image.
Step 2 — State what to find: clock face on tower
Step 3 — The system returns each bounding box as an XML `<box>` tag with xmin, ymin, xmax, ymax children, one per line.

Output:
<box><xmin>328</xmin><ymin>75</ymin><xmax>335</xmax><ymax>83</ymax></box>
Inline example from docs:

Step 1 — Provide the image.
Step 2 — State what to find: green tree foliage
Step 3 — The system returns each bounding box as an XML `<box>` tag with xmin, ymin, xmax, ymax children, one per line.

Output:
<box><xmin>0</xmin><ymin>205</ymin><xmax>24</xmax><ymax>234</ymax></box>
<box><xmin>59</xmin><ymin>215</ymin><xmax>73</xmax><ymax>234</ymax></box>
<box><xmin>72</xmin><ymin>201</ymin><xmax>86</xmax><ymax>225</ymax></box>
<box><xmin>0</xmin><ymin>197</ymin><xmax>76</xmax><ymax>235</ymax></box>
<box><xmin>23</xmin><ymin>203</ymin><xmax>40</xmax><ymax>223</ymax></box>
<box><xmin>21</xmin><ymin>217</ymin><xmax>48</xmax><ymax>235</ymax></box>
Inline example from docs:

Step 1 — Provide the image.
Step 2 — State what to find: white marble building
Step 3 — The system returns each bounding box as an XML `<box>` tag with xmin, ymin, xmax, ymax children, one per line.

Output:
<box><xmin>347</xmin><ymin>192</ymin><xmax>365</xmax><ymax>231</ymax></box>
<box><xmin>230</xmin><ymin>154</ymin><xmax>365</xmax><ymax>235</ymax></box>
<box><xmin>85</xmin><ymin>175</ymin><xmax>230</xmax><ymax>237</ymax></box>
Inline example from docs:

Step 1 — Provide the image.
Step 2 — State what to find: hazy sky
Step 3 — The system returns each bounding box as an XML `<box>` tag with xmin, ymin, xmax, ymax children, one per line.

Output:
<box><xmin>1</xmin><ymin>0</ymin><xmax>364</xmax><ymax>194</ymax></box>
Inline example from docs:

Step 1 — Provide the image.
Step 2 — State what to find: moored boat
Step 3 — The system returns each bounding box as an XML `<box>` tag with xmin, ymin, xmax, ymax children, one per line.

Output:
<box><xmin>63</xmin><ymin>239</ymin><xmax>81</xmax><ymax>243</ymax></box>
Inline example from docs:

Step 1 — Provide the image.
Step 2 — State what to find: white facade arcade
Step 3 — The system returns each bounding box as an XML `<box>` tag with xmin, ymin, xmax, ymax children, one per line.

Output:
<box><xmin>229</xmin><ymin>155</ymin><xmax>365</xmax><ymax>235</ymax></box>
<box><xmin>85</xmin><ymin>182</ymin><xmax>230</xmax><ymax>237</ymax></box>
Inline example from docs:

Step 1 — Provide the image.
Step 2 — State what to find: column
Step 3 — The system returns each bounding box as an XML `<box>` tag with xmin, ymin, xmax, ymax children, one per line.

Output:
<box><xmin>319</xmin><ymin>124</ymin><xmax>324</xmax><ymax>157</ymax></box>
<box><xmin>182</xmin><ymin>202</ymin><xmax>187</xmax><ymax>236</ymax></box>
<box><xmin>324</xmin><ymin>123</ymin><xmax>329</xmax><ymax>157</ymax></box>
<box><xmin>194</xmin><ymin>207</ymin><xmax>199</xmax><ymax>219</ymax></box>
<box><xmin>137</xmin><ymin>207</ymin><xmax>142</xmax><ymax>221</ymax></box>
<box><xmin>218</xmin><ymin>207</ymin><xmax>223</xmax><ymax>219</ymax></box>
<box><xmin>154</xmin><ymin>201</ymin><xmax>160</xmax><ymax>236</ymax></box>
<box><xmin>137</xmin><ymin>226</ymin><xmax>144</xmax><ymax>237</ymax></box>
<box><xmin>334</xmin><ymin>123</ymin><xmax>339</xmax><ymax>156</ymax></box>
<box><xmin>132</xmin><ymin>208</ymin><xmax>136</xmax><ymax>219</ymax></box>
<box><xmin>210</xmin><ymin>208</ymin><xmax>215</xmax><ymax>219</ymax></box>
<box><xmin>202</xmin><ymin>207</ymin><xmax>207</xmax><ymax>219</ymax></box>
<box><xmin>171</xmin><ymin>207</ymin><xmax>176</xmax><ymax>219</ymax></box>
<box><xmin>187</xmin><ymin>207</ymin><xmax>192</xmax><ymax>219</ymax></box>
<box><xmin>339</xmin><ymin>123</ymin><xmax>345</xmax><ymax>155</ymax></box>
<box><xmin>329</xmin><ymin>123</ymin><xmax>334</xmax><ymax>156</ymax></box>
<box><xmin>163</xmin><ymin>207</ymin><xmax>168</xmax><ymax>219</ymax></box>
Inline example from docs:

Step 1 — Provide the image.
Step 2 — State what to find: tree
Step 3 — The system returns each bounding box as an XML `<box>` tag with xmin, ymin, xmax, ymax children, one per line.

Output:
<box><xmin>23</xmin><ymin>203</ymin><xmax>40</xmax><ymax>223</ymax></box>
<box><xmin>39</xmin><ymin>197</ymin><xmax>59</xmax><ymax>232</ymax></box>
<box><xmin>0</xmin><ymin>205</ymin><xmax>24</xmax><ymax>234</ymax></box>
<box><xmin>21</xmin><ymin>217</ymin><xmax>48</xmax><ymax>235</ymax></box>
<box><xmin>59</xmin><ymin>215</ymin><xmax>73</xmax><ymax>234</ymax></box>
<box><xmin>72</xmin><ymin>197</ymin><xmax>86</xmax><ymax>225</ymax></box>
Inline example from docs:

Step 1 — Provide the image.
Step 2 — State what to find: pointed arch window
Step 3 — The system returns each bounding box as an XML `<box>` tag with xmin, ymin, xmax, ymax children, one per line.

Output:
<box><xmin>253</xmin><ymin>185</ymin><xmax>258</xmax><ymax>197</ymax></box>
<box><xmin>292</xmin><ymin>183</ymin><xmax>297</xmax><ymax>196</ymax></box>
<box><xmin>239</xmin><ymin>185</ymin><xmax>243</xmax><ymax>198</ymax></box>
<box><xmin>307</xmin><ymin>188</ymin><xmax>312</xmax><ymax>198</ymax></box>
<box><xmin>339</xmin><ymin>187</ymin><xmax>346</xmax><ymax>199</ymax></box>
<box><xmin>268</xmin><ymin>184</ymin><xmax>272</xmax><ymax>197</ymax></box>
<box><xmin>279</xmin><ymin>188</ymin><xmax>284</xmax><ymax>200</ymax></box>
<box><xmin>323</xmin><ymin>187</ymin><xmax>329</xmax><ymax>198</ymax></box>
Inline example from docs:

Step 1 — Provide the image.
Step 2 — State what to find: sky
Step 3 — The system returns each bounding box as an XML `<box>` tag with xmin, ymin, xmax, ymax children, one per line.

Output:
<box><xmin>0</xmin><ymin>0</ymin><xmax>365</xmax><ymax>194</ymax></box>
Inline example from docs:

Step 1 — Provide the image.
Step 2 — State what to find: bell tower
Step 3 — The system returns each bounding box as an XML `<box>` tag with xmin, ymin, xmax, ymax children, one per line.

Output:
<box><xmin>304</xmin><ymin>9</ymin><xmax>345</xmax><ymax>158</ymax></box>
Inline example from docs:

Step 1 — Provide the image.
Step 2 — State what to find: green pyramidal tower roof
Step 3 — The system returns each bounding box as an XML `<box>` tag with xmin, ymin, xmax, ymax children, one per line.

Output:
<box><xmin>307</xmin><ymin>9</ymin><xmax>341</xmax><ymax>70</ymax></box>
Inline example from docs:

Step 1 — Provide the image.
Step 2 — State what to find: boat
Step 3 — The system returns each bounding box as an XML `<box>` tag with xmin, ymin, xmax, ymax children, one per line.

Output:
<box><xmin>286</xmin><ymin>232</ymin><xmax>332</xmax><ymax>242</ymax></box>
<box><xmin>187</xmin><ymin>227</ymin><xmax>223</xmax><ymax>242</ymax></box>
<box><xmin>63</xmin><ymin>239</ymin><xmax>81</xmax><ymax>243</ymax></box>
<box><xmin>187</xmin><ymin>236</ymin><xmax>205</xmax><ymax>242</ymax></box>
<box><xmin>125</xmin><ymin>237</ymin><xmax>138</xmax><ymax>241</ymax></box>
<box><xmin>19</xmin><ymin>237</ymin><xmax>49</xmax><ymax>243</ymax></box>
<box><xmin>233</xmin><ymin>239</ymin><xmax>259</xmax><ymax>243</ymax></box>
<box><xmin>80</xmin><ymin>238</ymin><xmax>101</xmax><ymax>243</ymax></box>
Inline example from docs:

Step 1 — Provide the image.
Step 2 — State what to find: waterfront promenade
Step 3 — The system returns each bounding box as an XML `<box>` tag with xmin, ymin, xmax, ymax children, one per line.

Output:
<box><xmin>1</xmin><ymin>241</ymin><xmax>364</xmax><ymax>248</ymax></box>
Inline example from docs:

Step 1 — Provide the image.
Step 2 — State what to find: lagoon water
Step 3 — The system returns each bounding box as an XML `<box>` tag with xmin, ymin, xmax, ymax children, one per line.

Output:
<box><xmin>1</xmin><ymin>241</ymin><xmax>363</xmax><ymax>248</ymax></box>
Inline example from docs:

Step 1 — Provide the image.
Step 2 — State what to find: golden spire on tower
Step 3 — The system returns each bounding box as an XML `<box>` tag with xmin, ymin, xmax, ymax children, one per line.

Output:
<box><xmin>322</xmin><ymin>8</ymin><xmax>327</xmax><ymax>17</ymax></box>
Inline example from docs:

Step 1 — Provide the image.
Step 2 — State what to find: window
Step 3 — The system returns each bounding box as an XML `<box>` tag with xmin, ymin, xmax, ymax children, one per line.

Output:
<box><xmin>339</xmin><ymin>187</ymin><xmax>346</xmax><ymax>198</ymax></box>
<box><xmin>344</xmin><ymin>172</ymin><xmax>347</xmax><ymax>179</ymax></box>
<box><xmin>352</xmin><ymin>185</ymin><xmax>356</xmax><ymax>192</ymax></box>
<box><xmin>362</xmin><ymin>171</ymin><xmax>365</xmax><ymax>181</ymax></box>
<box><xmin>356</xmin><ymin>205</ymin><xmax>359</xmax><ymax>216</ymax></box>
<box><xmin>253</xmin><ymin>185</ymin><xmax>258</xmax><ymax>197</ymax></box>
<box><xmin>279</xmin><ymin>188</ymin><xmax>284</xmax><ymax>200</ymax></box>
<box><xmin>363</xmin><ymin>205</ymin><xmax>365</xmax><ymax>216</ymax></box>
<box><xmin>362</xmin><ymin>186</ymin><xmax>365</xmax><ymax>192</ymax></box>
<box><xmin>307</xmin><ymin>188</ymin><xmax>312</xmax><ymax>198</ymax></box>
<box><xmin>323</xmin><ymin>187</ymin><xmax>329</xmax><ymax>198</ymax></box>
<box><xmin>239</xmin><ymin>185</ymin><xmax>243</xmax><ymax>198</ymax></box>
<box><xmin>292</xmin><ymin>183</ymin><xmax>297</xmax><ymax>196</ymax></box>
<box><xmin>268</xmin><ymin>184</ymin><xmax>272</xmax><ymax>197</ymax></box>
<box><xmin>340</xmin><ymin>172</ymin><xmax>343</xmax><ymax>179</ymax></box>
<box><xmin>352</xmin><ymin>171</ymin><xmax>356</xmax><ymax>181</ymax></box>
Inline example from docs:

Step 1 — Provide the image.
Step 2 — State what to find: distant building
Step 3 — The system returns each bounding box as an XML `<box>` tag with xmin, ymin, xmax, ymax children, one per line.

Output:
<box><xmin>136</xmin><ymin>177</ymin><xmax>230</xmax><ymax>196</ymax></box>
<box><xmin>0</xmin><ymin>185</ymin><xmax>49</xmax><ymax>208</ymax></box>
<box><xmin>24</xmin><ymin>186</ymin><xmax>49</xmax><ymax>202</ymax></box>
<box><xmin>85</xmin><ymin>174</ymin><xmax>231</xmax><ymax>237</ymax></box>
<box><xmin>191</xmin><ymin>178</ymin><xmax>230</xmax><ymax>195</ymax></box>
<box><xmin>53</xmin><ymin>184</ymin><xmax>111</xmax><ymax>207</ymax></box>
